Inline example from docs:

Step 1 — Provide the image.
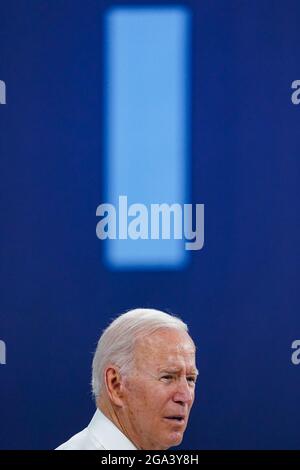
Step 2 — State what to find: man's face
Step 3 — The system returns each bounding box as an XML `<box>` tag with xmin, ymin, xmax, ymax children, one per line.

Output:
<box><xmin>120</xmin><ymin>328</ymin><xmax>198</xmax><ymax>450</ymax></box>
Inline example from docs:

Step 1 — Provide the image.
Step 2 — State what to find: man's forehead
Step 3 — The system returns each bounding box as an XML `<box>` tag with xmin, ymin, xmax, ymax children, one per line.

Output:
<box><xmin>134</xmin><ymin>328</ymin><xmax>196</xmax><ymax>361</ymax></box>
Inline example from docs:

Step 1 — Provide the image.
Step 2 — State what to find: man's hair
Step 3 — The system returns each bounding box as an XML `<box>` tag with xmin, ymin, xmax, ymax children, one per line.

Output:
<box><xmin>92</xmin><ymin>308</ymin><xmax>189</xmax><ymax>398</ymax></box>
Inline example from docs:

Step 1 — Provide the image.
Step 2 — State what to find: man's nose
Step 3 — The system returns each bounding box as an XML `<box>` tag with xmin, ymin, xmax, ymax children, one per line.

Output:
<box><xmin>173</xmin><ymin>379</ymin><xmax>194</xmax><ymax>405</ymax></box>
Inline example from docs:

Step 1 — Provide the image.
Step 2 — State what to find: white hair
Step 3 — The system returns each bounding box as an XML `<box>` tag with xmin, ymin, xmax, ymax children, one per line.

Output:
<box><xmin>92</xmin><ymin>308</ymin><xmax>189</xmax><ymax>398</ymax></box>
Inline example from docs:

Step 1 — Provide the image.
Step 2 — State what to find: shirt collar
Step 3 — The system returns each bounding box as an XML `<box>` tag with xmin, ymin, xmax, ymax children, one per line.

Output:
<box><xmin>87</xmin><ymin>408</ymin><xmax>137</xmax><ymax>450</ymax></box>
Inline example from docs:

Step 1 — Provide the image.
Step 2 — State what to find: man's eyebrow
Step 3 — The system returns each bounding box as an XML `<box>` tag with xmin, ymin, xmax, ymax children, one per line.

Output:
<box><xmin>159</xmin><ymin>368</ymin><xmax>199</xmax><ymax>376</ymax></box>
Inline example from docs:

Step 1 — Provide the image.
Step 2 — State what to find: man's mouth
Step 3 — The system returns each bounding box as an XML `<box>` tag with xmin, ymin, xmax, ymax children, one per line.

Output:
<box><xmin>164</xmin><ymin>416</ymin><xmax>185</xmax><ymax>423</ymax></box>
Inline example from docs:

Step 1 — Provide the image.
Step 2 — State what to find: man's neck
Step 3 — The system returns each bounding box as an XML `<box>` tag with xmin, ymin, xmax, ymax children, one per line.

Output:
<box><xmin>97</xmin><ymin>397</ymin><xmax>140</xmax><ymax>449</ymax></box>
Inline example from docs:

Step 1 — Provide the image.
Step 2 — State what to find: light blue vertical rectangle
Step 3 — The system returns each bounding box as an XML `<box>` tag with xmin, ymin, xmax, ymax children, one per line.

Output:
<box><xmin>104</xmin><ymin>6</ymin><xmax>190</xmax><ymax>269</ymax></box>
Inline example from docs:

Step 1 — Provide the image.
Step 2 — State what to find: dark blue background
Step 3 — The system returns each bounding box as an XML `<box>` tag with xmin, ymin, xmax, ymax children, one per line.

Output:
<box><xmin>0</xmin><ymin>0</ymin><xmax>299</xmax><ymax>449</ymax></box>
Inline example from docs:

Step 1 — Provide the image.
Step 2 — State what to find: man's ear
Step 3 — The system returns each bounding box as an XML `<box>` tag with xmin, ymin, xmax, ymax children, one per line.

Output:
<box><xmin>104</xmin><ymin>366</ymin><xmax>125</xmax><ymax>407</ymax></box>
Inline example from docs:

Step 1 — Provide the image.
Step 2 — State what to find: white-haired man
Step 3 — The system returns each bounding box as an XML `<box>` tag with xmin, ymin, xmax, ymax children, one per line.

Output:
<box><xmin>56</xmin><ymin>308</ymin><xmax>198</xmax><ymax>450</ymax></box>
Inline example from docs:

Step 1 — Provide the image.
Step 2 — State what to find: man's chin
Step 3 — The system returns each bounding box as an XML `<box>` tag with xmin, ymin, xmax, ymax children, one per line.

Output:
<box><xmin>149</xmin><ymin>437</ymin><xmax>183</xmax><ymax>450</ymax></box>
<box><xmin>164</xmin><ymin>431</ymin><xmax>184</xmax><ymax>448</ymax></box>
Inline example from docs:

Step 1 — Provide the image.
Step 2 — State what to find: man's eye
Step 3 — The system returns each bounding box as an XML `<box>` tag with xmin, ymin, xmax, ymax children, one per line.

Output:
<box><xmin>161</xmin><ymin>375</ymin><xmax>173</xmax><ymax>382</ymax></box>
<box><xmin>187</xmin><ymin>376</ymin><xmax>197</xmax><ymax>384</ymax></box>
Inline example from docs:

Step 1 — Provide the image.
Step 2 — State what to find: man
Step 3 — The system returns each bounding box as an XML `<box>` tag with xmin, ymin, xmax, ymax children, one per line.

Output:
<box><xmin>56</xmin><ymin>308</ymin><xmax>198</xmax><ymax>450</ymax></box>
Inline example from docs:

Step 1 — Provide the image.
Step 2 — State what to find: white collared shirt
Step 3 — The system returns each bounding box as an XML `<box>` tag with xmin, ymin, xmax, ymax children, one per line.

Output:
<box><xmin>56</xmin><ymin>409</ymin><xmax>137</xmax><ymax>450</ymax></box>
